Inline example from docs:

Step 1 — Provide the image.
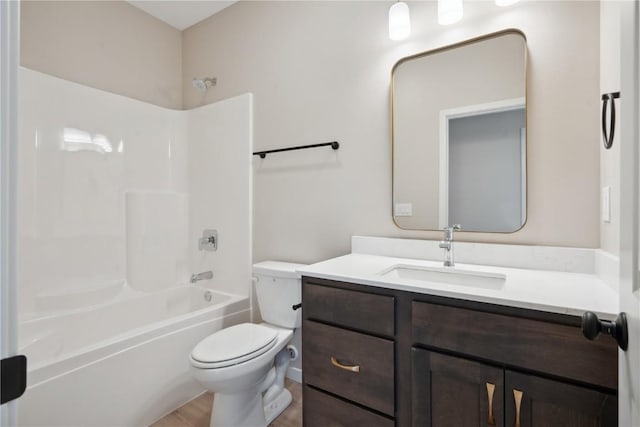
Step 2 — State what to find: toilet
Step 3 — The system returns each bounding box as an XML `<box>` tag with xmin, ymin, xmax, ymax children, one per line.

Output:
<box><xmin>189</xmin><ymin>261</ymin><xmax>305</xmax><ymax>427</ymax></box>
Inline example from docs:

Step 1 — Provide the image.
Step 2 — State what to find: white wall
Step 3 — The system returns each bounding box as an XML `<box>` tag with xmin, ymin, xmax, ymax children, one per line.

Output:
<box><xmin>183</xmin><ymin>1</ymin><xmax>601</xmax><ymax>264</ymax></box>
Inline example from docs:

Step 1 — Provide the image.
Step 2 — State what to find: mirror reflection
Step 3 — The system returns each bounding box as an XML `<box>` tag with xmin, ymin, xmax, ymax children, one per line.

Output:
<box><xmin>392</xmin><ymin>31</ymin><xmax>527</xmax><ymax>232</ymax></box>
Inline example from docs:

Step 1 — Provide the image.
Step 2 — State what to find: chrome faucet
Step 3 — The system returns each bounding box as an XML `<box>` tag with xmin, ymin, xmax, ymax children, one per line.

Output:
<box><xmin>190</xmin><ymin>271</ymin><xmax>213</xmax><ymax>283</ymax></box>
<box><xmin>439</xmin><ymin>224</ymin><xmax>461</xmax><ymax>267</ymax></box>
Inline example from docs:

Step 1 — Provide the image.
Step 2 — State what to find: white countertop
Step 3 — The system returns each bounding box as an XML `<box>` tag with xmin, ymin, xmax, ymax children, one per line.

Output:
<box><xmin>297</xmin><ymin>253</ymin><xmax>619</xmax><ymax>320</ymax></box>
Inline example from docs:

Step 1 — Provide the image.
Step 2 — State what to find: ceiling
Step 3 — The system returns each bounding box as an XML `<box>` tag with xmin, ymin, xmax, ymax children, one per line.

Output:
<box><xmin>127</xmin><ymin>1</ymin><xmax>237</xmax><ymax>31</ymax></box>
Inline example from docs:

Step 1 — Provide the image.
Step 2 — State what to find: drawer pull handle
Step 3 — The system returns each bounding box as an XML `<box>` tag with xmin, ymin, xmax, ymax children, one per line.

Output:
<box><xmin>486</xmin><ymin>382</ymin><xmax>496</xmax><ymax>426</ymax></box>
<box><xmin>513</xmin><ymin>389</ymin><xmax>523</xmax><ymax>427</ymax></box>
<box><xmin>330</xmin><ymin>357</ymin><xmax>360</xmax><ymax>373</ymax></box>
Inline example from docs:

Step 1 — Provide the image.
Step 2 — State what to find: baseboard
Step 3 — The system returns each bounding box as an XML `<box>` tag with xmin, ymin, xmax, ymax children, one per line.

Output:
<box><xmin>286</xmin><ymin>367</ymin><xmax>302</xmax><ymax>383</ymax></box>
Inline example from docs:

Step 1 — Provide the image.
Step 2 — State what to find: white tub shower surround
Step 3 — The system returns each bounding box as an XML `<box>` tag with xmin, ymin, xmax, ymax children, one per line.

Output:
<box><xmin>17</xmin><ymin>68</ymin><xmax>253</xmax><ymax>426</ymax></box>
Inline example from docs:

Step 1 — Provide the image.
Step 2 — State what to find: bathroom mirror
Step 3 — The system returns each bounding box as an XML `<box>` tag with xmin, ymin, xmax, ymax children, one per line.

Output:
<box><xmin>392</xmin><ymin>30</ymin><xmax>527</xmax><ymax>232</ymax></box>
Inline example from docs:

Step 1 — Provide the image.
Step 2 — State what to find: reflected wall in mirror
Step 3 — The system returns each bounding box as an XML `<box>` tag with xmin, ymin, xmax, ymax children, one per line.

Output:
<box><xmin>392</xmin><ymin>30</ymin><xmax>527</xmax><ymax>232</ymax></box>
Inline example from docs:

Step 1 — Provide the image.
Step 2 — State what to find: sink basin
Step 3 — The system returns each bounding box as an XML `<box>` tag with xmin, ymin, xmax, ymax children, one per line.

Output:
<box><xmin>379</xmin><ymin>264</ymin><xmax>506</xmax><ymax>289</ymax></box>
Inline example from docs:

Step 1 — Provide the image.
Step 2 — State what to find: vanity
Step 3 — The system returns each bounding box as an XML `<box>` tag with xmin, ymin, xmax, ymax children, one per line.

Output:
<box><xmin>298</xmin><ymin>28</ymin><xmax>619</xmax><ymax>426</ymax></box>
<box><xmin>298</xmin><ymin>237</ymin><xmax>619</xmax><ymax>427</ymax></box>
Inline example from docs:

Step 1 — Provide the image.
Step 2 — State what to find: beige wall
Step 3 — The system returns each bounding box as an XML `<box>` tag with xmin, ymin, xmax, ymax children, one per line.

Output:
<box><xmin>21</xmin><ymin>1</ymin><xmax>182</xmax><ymax>109</ymax></box>
<box><xmin>183</xmin><ymin>1</ymin><xmax>600</xmax><ymax>263</ymax></box>
<box><xmin>20</xmin><ymin>1</ymin><xmax>602</xmax><ymax>262</ymax></box>
<box><xmin>600</xmin><ymin>1</ymin><xmax>621</xmax><ymax>256</ymax></box>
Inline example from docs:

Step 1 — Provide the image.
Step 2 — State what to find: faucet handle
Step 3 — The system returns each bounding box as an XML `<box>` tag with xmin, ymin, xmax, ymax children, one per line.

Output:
<box><xmin>442</xmin><ymin>224</ymin><xmax>461</xmax><ymax>241</ymax></box>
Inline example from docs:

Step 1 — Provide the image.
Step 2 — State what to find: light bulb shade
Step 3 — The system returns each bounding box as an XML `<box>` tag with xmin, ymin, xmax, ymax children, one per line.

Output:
<box><xmin>495</xmin><ymin>0</ymin><xmax>520</xmax><ymax>6</ymax></box>
<box><xmin>389</xmin><ymin>2</ymin><xmax>411</xmax><ymax>41</ymax></box>
<box><xmin>438</xmin><ymin>0</ymin><xmax>463</xmax><ymax>25</ymax></box>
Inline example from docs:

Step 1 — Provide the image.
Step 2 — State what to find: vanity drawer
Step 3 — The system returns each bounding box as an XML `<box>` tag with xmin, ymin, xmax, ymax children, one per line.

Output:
<box><xmin>412</xmin><ymin>301</ymin><xmax>618</xmax><ymax>390</ymax></box>
<box><xmin>303</xmin><ymin>386</ymin><xmax>394</xmax><ymax>427</ymax></box>
<box><xmin>303</xmin><ymin>280</ymin><xmax>395</xmax><ymax>337</ymax></box>
<box><xmin>303</xmin><ymin>320</ymin><xmax>395</xmax><ymax>415</ymax></box>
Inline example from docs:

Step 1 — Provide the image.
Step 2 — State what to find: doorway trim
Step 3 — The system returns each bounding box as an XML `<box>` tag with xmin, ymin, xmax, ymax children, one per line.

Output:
<box><xmin>438</xmin><ymin>97</ymin><xmax>525</xmax><ymax>228</ymax></box>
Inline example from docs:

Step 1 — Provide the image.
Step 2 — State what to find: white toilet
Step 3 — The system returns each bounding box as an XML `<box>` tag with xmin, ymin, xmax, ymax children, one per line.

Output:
<box><xmin>189</xmin><ymin>261</ymin><xmax>305</xmax><ymax>427</ymax></box>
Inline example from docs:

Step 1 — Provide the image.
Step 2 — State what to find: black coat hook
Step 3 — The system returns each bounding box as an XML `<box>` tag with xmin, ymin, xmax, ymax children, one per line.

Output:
<box><xmin>601</xmin><ymin>92</ymin><xmax>620</xmax><ymax>150</ymax></box>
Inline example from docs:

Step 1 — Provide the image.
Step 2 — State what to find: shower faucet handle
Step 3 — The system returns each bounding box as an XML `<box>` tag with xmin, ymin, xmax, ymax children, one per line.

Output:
<box><xmin>198</xmin><ymin>230</ymin><xmax>217</xmax><ymax>251</ymax></box>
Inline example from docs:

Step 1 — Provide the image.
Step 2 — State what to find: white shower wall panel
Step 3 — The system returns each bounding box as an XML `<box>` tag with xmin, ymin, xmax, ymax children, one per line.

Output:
<box><xmin>126</xmin><ymin>191</ymin><xmax>189</xmax><ymax>292</ymax></box>
<box><xmin>187</xmin><ymin>94</ymin><xmax>253</xmax><ymax>298</ymax></box>
<box><xmin>18</xmin><ymin>68</ymin><xmax>252</xmax><ymax>319</ymax></box>
<box><xmin>18</xmin><ymin>69</ymin><xmax>189</xmax><ymax>317</ymax></box>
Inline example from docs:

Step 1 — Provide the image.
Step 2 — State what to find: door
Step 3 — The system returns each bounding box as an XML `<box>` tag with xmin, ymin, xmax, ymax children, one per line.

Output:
<box><xmin>505</xmin><ymin>370</ymin><xmax>617</xmax><ymax>427</ymax></box>
<box><xmin>619</xmin><ymin>1</ymin><xmax>640</xmax><ymax>425</ymax></box>
<box><xmin>0</xmin><ymin>0</ymin><xmax>22</xmax><ymax>424</ymax></box>
<box><xmin>412</xmin><ymin>349</ymin><xmax>504</xmax><ymax>427</ymax></box>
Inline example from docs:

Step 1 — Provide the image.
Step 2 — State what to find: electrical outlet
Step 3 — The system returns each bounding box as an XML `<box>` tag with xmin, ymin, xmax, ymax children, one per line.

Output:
<box><xmin>395</xmin><ymin>203</ymin><xmax>413</xmax><ymax>217</ymax></box>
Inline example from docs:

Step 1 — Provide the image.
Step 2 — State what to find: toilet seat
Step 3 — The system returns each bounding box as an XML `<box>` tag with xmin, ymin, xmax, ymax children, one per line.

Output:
<box><xmin>190</xmin><ymin>323</ymin><xmax>278</xmax><ymax>369</ymax></box>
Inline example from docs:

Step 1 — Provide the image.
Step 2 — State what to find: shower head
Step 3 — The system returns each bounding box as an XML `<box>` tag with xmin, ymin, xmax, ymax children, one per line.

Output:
<box><xmin>192</xmin><ymin>77</ymin><xmax>216</xmax><ymax>91</ymax></box>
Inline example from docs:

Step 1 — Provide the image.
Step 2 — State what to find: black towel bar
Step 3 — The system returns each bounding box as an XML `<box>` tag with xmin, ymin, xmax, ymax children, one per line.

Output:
<box><xmin>253</xmin><ymin>141</ymin><xmax>339</xmax><ymax>158</ymax></box>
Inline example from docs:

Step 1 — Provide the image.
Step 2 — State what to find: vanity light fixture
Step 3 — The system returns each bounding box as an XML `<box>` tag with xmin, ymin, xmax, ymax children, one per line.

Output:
<box><xmin>389</xmin><ymin>1</ymin><xmax>411</xmax><ymax>41</ymax></box>
<box><xmin>438</xmin><ymin>0</ymin><xmax>463</xmax><ymax>25</ymax></box>
<box><xmin>495</xmin><ymin>0</ymin><xmax>521</xmax><ymax>6</ymax></box>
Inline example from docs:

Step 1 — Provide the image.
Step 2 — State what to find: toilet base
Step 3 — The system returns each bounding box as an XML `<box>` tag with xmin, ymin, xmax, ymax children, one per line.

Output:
<box><xmin>264</xmin><ymin>388</ymin><xmax>292</xmax><ymax>425</ymax></box>
<box><xmin>209</xmin><ymin>384</ymin><xmax>293</xmax><ymax>427</ymax></box>
<box><xmin>210</xmin><ymin>387</ymin><xmax>265</xmax><ymax>427</ymax></box>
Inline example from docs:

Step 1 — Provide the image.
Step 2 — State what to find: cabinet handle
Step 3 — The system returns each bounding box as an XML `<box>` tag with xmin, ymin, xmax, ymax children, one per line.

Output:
<box><xmin>330</xmin><ymin>357</ymin><xmax>360</xmax><ymax>373</ymax></box>
<box><xmin>486</xmin><ymin>382</ymin><xmax>496</xmax><ymax>426</ymax></box>
<box><xmin>513</xmin><ymin>389</ymin><xmax>523</xmax><ymax>427</ymax></box>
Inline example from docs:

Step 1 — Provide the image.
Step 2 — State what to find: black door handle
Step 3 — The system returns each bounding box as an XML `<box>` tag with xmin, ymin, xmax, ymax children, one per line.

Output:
<box><xmin>1</xmin><ymin>354</ymin><xmax>27</xmax><ymax>404</ymax></box>
<box><xmin>582</xmin><ymin>311</ymin><xmax>628</xmax><ymax>351</ymax></box>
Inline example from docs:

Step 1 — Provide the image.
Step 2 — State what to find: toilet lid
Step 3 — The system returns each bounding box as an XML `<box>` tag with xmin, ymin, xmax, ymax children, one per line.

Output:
<box><xmin>191</xmin><ymin>323</ymin><xmax>278</xmax><ymax>368</ymax></box>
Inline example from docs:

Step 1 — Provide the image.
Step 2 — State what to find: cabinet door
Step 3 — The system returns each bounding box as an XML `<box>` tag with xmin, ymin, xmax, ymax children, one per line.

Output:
<box><xmin>412</xmin><ymin>348</ymin><xmax>504</xmax><ymax>427</ymax></box>
<box><xmin>505</xmin><ymin>370</ymin><xmax>617</xmax><ymax>427</ymax></box>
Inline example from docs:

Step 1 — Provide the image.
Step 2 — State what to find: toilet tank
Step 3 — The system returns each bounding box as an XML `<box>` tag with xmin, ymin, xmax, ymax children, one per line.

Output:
<box><xmin>253</xmin><ymin>261</ymin><xmax>307</xmax><ymax>329</ymax></box>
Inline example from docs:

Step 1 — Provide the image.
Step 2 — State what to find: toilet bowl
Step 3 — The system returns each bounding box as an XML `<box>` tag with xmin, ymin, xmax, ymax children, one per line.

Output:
<box><xmin>189</xmin><ymin>261</ymin><xmax>305</xmax><ymax>427</ymax></box>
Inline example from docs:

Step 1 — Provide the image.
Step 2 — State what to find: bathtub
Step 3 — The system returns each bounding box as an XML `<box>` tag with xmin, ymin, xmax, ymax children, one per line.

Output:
<box><xmin>17</xmin><ymin>284</ymin><xmax>250</xmax><ymax>426</ymax></box>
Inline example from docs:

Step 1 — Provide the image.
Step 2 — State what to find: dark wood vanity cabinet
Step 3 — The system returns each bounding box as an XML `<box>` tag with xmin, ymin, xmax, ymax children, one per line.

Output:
<box><xmin>302</xmin><ymin>279</ymin><xmax>396</xmax><ymax>426</ymax></box>
<box><xmin>412</xmin><ymin>351</ymin><xmax>617</xmax><ymax>427</ymax></box>
<box><xmin>412</xmin><ymin>300</ymin><xmax>618</xmax><ymax>427</ymax></box>
<box><xmin>301</xmin><ymin>277</ymin><xmax>618</xmax><ymax>427</ymax></box>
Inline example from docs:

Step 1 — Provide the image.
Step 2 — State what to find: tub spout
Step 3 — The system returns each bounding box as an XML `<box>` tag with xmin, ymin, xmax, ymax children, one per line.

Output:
<box><xmin>190</xmin><ymin>271</ymin><xmax>213</xmax><ymax>283</ymax></box>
